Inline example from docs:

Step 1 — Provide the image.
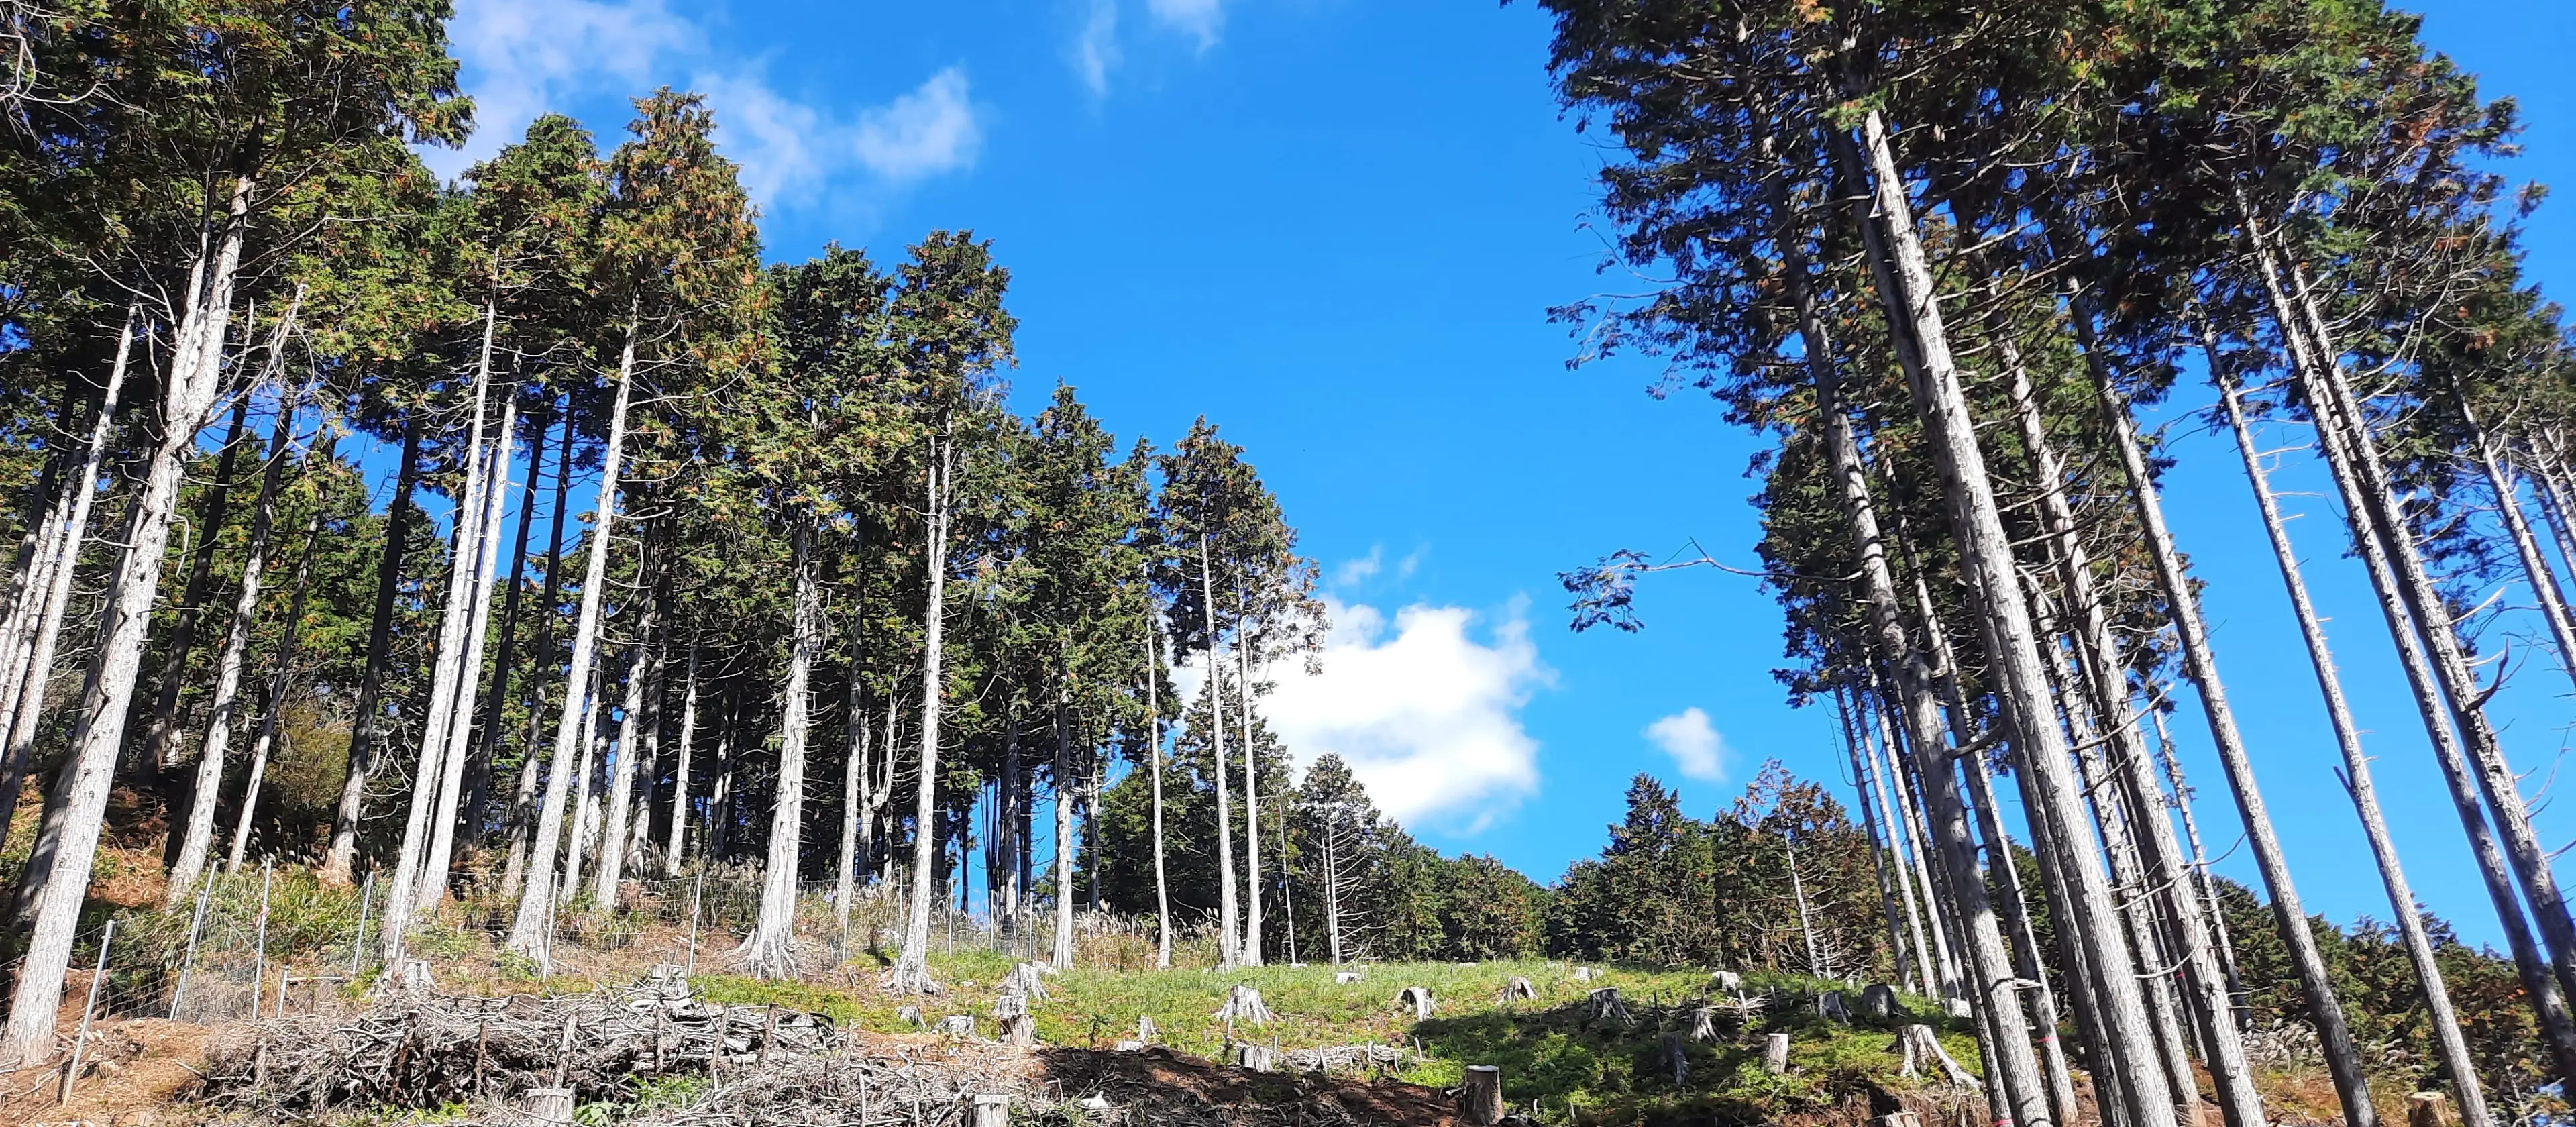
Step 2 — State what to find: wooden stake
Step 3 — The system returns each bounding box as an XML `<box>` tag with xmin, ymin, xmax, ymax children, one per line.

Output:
<box><xmin>57</xmin><ymin>919</ymin><xmax>114</xmax><ymax>1104</ymax></box>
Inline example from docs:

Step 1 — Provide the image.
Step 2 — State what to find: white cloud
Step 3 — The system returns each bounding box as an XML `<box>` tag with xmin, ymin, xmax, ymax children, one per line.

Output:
<box><xmin>1330</xmin><ymin>545</ymin><xmax>1421</xmax><ymax>590</ymax></box>
<box><xmin>1146</xmin><ymin>0</ymin><xmax>1226</xmax><ymax>48</ymax></box>
<box><xmin>691</xmin><ymin>68</ymin><xmax>828</xmax><ymax>207</ymax></box>
<box><xmin>431</xmin><ymin>0</ymin><xmax>692</xmax><ymax>179</ymax></box>
<box><xmin>433</xmin><ymin>0</ymin><xmax>976</xmax><ymax>211</ymax></box>
<box><xmin>1644</xmin><ymin>707</ymin><xmax>1729</xmax><ymax>782</ymax></box>
<box><xmin>1250</xmin><ymin>597</ymin><xmax>1550</xmax><ymax>832</ymax></box>
<box><xmin>853</xmin><ymin>68</ymin><xmax>983</xmax><ymax>182</ymax></box>
<box><xmin>1071</xmin><ymin>0</ymin><xmax>1120</xmax><ymax>97</ymax></box>
<box><xmin>1333</xmin><ymin>547</ymin><xmax>1383</xmax><ymax>588</ymax></box>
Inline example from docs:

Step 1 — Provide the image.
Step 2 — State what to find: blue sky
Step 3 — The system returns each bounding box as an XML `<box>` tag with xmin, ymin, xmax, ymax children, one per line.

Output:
<box><xmin>427</xmin><ymin>0</ymin><xmax>2576</xmax><ymax>947</ymax></box>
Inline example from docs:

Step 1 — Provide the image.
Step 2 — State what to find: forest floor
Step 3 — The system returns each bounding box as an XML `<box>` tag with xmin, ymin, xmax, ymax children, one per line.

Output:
<box><xmin>2</xmin><ymin>940</ymin><xmax>2332</xmax><ymax>1127</ymax></box>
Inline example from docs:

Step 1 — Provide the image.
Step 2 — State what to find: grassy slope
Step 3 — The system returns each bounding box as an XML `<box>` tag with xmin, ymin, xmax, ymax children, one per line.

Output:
<box><xmin>692</xmin><ymin>951</ymin><xmax>1985</xmax><ymax>1125</ymax></box>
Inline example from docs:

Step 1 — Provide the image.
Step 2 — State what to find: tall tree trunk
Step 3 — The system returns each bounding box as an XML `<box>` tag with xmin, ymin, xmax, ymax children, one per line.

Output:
<box><xmin>136</xmin><ymin>395</ymin><xmax>250</xmax><ymax>793</ymax></box>
<box><xmin>2251</xmin><ymin>209</ymin><xmax>2576</xmax><ymax>1022</ymax></box>
<box><xmin>0</xmin><ymin>313</ymin><xmax>132</xmax><ymax>851</ymax></box>
<box><xmin>2214</xmin><ymin>362</ymin><xmax>2505</xmax><ymax>1116</ymax></box>
<box><xmin>998</xmin><ymin>719</ymin><xmax>1020</xmax><ymax>927</ymax></box>
<box><xmin>2055</xmin><ymin>273</ymin><xmax>2370</xmax><ymax>1127</ymax></box>
<box><xmin>1768</xmin><ymin>119</ymin><xmax>2055</xmax><ymax>1127</ymax></box>
<box><xmin>666</xmin><ymin>640</ymin><xmax>699</xmax><ymax>873</ymax></box>
<box><xmin>1831</xmin><ymin>113</ymin><xmax>2175</xmax><ymax>1127</ymax></box>
<box><xmin>468</xmin><ymin>398</ymin><xmax>553</xmax><ymax>837</ymax></box>
<box><xmin>0</xmin><ymin>383</ymin><xmax>73</xmax><ymax>689</ymax></box>
<box><xmin>2451</xmin><ymin>382</ymin><xmax>2576</xmax><ymax>694</ymax></box>
<box><xmin>1838</xmin><ymin>685</ymin><xmax>1923</xmax><ymax>996</ymax></box>
<box><xmin>2039</xmin><ymin>619</ymin><xmax>2204</xmax><ymax>1127</ymax></box>
<box><xmin>1146</xmin><ymin>623</ymin><xmax>1172</xmax><ymax>969</ymax></box>
<box><xmin>1858</xmin><ymin>688</ymin><xmax>1938</xmax><ymax>994</ymax></box>
<box><xmin>892</xmin><ymin>431</ymin><xmax>955</xmax><ymax>993</ymax></box>
<box><xmin>502</xmin><ymin>413</ymin><xmax>576</xmax><ymax>896</ymax></box>
<box><xmin>3</xmin><ymin>182</ymin><xmax>251</xmax><ymax>1067</ymax></box>
<box><xmin>1236</xmin><ymin>585</ymin><xmax>1263</xmax><ymax>966</ymax></box>
<box><xmin>1052</xmin><ymin>702</ymin><xmax>1076</xmax><ymax>969</ymax></box>
<box><xmin>380</xmin><ymin>307</ymin><xmax>498</xmax><ymax>942</ymax></box>
<box><xmin>562</xmin><ymin>674</ymin><xmax>602</xmax><ymax>904</ymax></box>
<box><xmin>1199</xmin><ymin>534</ymin><xmax>1240</xmax><ymax>968</ymax></box>
<box><xmin>502</xmin><ymin>318</ymin><xmax>636</xmax><ymax>968</ymax></box>
<box><xmin>710</xmin><ymin>684</ymin><xmax>737</xmax><ymax>863</ymax></box>
<box><xmin>1912</xmin><ymin>557</ymin><xmax>2078</xmax><ymax>1124</ymax></box>
<box><xmin>835</xmin><ymin>537</ymin><xmax>869</xmax><ymax>929</ymax></box>
<box><xmin>1866</xmin><ymin>688</ymin><xmax>1958</xmax><ymax>998</ymax></box>
<box><xmin>226</xmin><ymin>470</ymin><xmax>325</xmax><ymax>874</ymax></box>
<box><xmin>418</xmin><ymin>338</ymin><xmax>515</xmax><ymax>912</ymax></box>
<box><xmin>324</xmin><ymin>419</ymin><xmax>421</xmax><ymax>885</ymax></box>
<box><xmin>167</xmin><ymin>372</ymin><xmax>303</xmax><ymax>905</ymax></box>
<box><xmin>594</xmin><ymin>604</ymin><xmax>659</xmax><ymax>904</ymax></box>
<box><xmin>2002</xmin><ymin>347</ymin><xmax>2259</xmax><ymax>1127</ymax></box>
<box><xmin>741</xmin><ymin>518</ymin><xmax>818</xmax><ymax>981</ymax></box>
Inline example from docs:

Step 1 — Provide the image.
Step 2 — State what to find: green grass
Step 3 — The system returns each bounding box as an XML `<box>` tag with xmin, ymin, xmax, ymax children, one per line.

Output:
<box><xmin>733</xmin><ymin>953</ymin><xmax>1976</xmax><ymax>1126</ymax></box>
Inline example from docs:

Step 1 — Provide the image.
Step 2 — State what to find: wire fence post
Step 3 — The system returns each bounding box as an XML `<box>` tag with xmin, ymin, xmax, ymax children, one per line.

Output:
<box><xmin>59</xmin><ymin>919</ymin><xmax>115</xmax><ymax>1105</ymax></box>
<box><xmin>686</xmin><ymin>869</ymin><xmax>704</xmax><ymax>977</ymax></box>
<box><xmin>248</xmin><ymin>860</ymin><xmax>274</xmax><ymax>1019</ymax></box>
<box><xmin>350</xmin><ymin>869</ymin><xmax>374</xmax><ymax>977</ymax></box>
<box><xmin>170</xmin><ymin>869</ymin><xmax>217</xmax><ymax>1019</ymax></box>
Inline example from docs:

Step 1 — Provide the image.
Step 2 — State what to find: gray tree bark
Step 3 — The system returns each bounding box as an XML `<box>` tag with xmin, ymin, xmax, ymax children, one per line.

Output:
<box><xmin>324</xmin><ymin>420</ymin><xmax>420</xmax><ymax>884</ymax></box>
<box><xmin>4</xmin><ymin>180</ymin><xmax>253</xmax><ymax>1066</ymax></box>
<box><xmin>892</xmin><ymin>431</ymin><xmax>957</xmax><ymax>993</ymax></box>
<box><xmin>167</xmin><ymin>366</ymin><xmax>303</xmax><ymax>904</ymax></box>
<box><xmin>502</xmin><ymin>319</ymin><xmax>637</xmax><ymax>967</ymax></box>
<box><xmin>2213</xmin><ymin>361</ymin><xmax>2496</xmax><ymax>1123</ymax></box>
<box><xmin>741</xmin><ymin>520</ymin><xmax>818</xmax><ymax>978</ymax></box>
<box><xmin>1831</xmin><ymin>113</ymin><xmax>2175</xmax><ymax>1127</ymax></box>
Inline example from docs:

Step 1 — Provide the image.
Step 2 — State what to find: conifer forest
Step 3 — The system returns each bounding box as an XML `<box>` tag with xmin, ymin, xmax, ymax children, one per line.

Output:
<box><xmin>4</xmin><ymin>1</ymin><xmax>2576</xmax><ymax>1126</ymax></box>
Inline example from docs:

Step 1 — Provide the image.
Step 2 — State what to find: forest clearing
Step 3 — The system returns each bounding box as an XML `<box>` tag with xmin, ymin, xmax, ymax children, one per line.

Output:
<box><xmin>5</xmin><ymin>0</ymin><xmax>2576</xmax><ymax>1124</ymax></box>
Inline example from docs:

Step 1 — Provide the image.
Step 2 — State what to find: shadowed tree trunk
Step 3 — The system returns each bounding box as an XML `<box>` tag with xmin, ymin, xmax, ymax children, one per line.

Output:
<box><xmin>325</xmin><ymin>419</ymin><xmax>421</xmax><ymax>885</ymax></box>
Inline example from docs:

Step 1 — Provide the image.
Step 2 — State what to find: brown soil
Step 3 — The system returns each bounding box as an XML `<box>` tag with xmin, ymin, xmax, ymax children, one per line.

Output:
<box><xmin>0</xmin><ymin>1018</ymin><xmax>225</xmax><ymax>1127</ymax></box>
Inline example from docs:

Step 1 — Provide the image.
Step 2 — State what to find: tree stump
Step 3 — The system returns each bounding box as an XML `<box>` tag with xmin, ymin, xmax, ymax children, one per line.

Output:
<box><xmin>1686</xmin><ymin>1006</ymin><xmax>1718</xmax><ymax>1042</ymax></box>
<box><xmin>2408</xmin><ymin>1093</ymin><xmax>2453</xmax><ymax>1127</ymax></box>
<box><xmin>1761</xmin><ymin>1032</ymin><xmax>1790</xmax><ymax>1075</ymax></box>
<box><xmin>937</xmin><ymin>1015</ymin><xmax>977</xmax><ymax>1038</ymax></box>
<box><xmin>1335</xmin><ymin>971</ymin><xmax>1363</xmax><ymax>985</ymax></box>
<box><xmin>994</xmin><ymin>993</ymin><xmax>1036</xmax><ymax>1046</ymax></box>
<box><xmin>1006</xmin><ymin>962</ymin><xmax>1051</xmax><ymax>1001</ymax></box>
<box><xmin>1573</xmin><ymin>966</ymin><xmax>1595</xmax><ymax>982</ymax></box>
<box><xmin>1460</xmin><ymin>1065</ymin><xmax>1505</xmax><ymax>1126</ymax></box>
<box><xmin>1235</xmin><ymin>1043</ymin><xmax>1274</xmax><ymax>1072</ymax></box>
<box><xmin>1212</xmin><ymin>984</ymin><xmax>1273</xmax><ymax>1025</ymax></box>
<box><xmin>524</xmin><ymin>1087</ymin><xmax>575</xmax><ymax>1126</ymax></box>
<box><xmin>1661</xmin><ymin>1031</ymin><xmax>1690</xmax><ymax>1086</ymax></box>
<box><xmin>1501</xmin><ymin>976</ymin><xmax>1537</xmax><ymax>1002</ymax></box>
<box><xmin>1898</xmin><ymin>1024</ymin><xmax>1973</xmax><ymax>1086</ymax></box>
<box><xmin>1818</xmin><ymin>991</ymin><xmax>1851</xmax><ymax>1024</ymax></box>
<box><xmin>1585</xmin><ymin>987</ymin><xmax>1633</xmax><ymax>1028</ymax></box>
<box><xmin>1396</xmin><ymin>986</ymin><xmax>1434</xmax><ymax>1020</ymax></box>
<box><xmin>1138</xmin><ymin>1015</ymin><xmax>1157</xmax><ymax>1042</ymax></box>
<box><xmin>1860</xmin><ymin>984</ymin><xmax>1898</xmax><ymax>1022</ymax></box>
<box><xmin>1709</xmin><ymin>970</ymin><xmax>1743</xmax><ymax>994</ymax></box>
<box><xmin>973</xmin><ymin>1093</ymin><xmax>1011</xmax><ymax>1127</ymax></box>
<box><xmin>1000</xmin><ymin>1014</ymin><xmax>1037</xmax><ymax>1046</ymax></box>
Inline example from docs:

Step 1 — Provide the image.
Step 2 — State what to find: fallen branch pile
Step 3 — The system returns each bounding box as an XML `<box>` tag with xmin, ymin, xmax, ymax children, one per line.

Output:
<box><xmin>199</xmin><ymin>973</ymin><xmax>837</xmax><ymax>1114</ymax></box>
<box><xmin>1278</xmin><ymin>1043</ymin><xmax>1410</xmax><ymax>1073</ymax></box>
